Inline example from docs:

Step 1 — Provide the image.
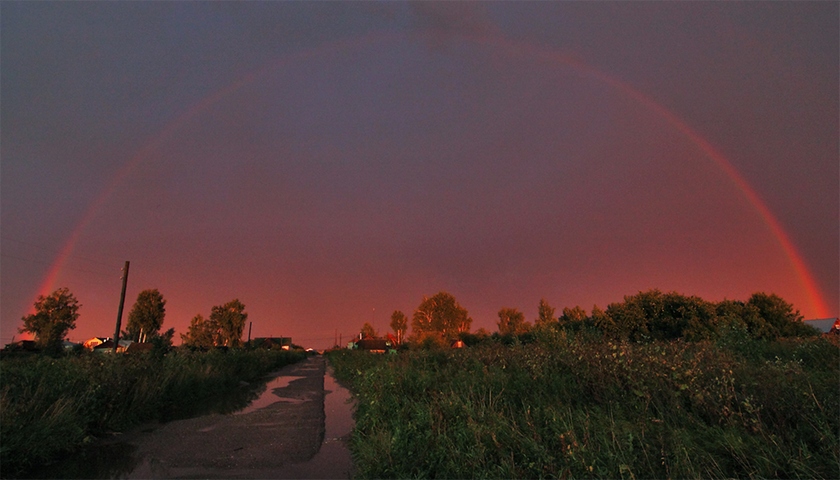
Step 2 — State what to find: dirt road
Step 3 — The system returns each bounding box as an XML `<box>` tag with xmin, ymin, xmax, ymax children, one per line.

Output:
<box><xmin>117</xmin><ymin>355</ymin><xmax>354</xmax><ymax>479</ymax></box>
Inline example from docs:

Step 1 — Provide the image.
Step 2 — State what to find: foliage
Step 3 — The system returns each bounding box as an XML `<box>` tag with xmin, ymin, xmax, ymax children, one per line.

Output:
<box><xmin>559</xmin><ymin>305</ymin><xmax>587</xmax><ymax>324</ymax></box>
<box><xmin>361</xmin><ymin>322</ymin><xmax>378</xmax><ymax>339</ymax></box>
<box><xmin>390</xmin><ymin>310</ymin><xmax>408</xmax><ymax>344</ymax></box>
<box><xmin>125</xmin><ymin>288</ymin><xmax>166</xmax><ymax>342</ymax></box>
<box><xmin>535</xmin><ymin>298</ymin><xmax>556</xmax><ymax>326</ymax></box>
<box><xmin>591</xmin><ymin>290</ymin><xmax>818</xmax><ymax>342</ymax></box>
<box><xmin>329</xmin><ymin>335</ymin><xmax>839</xmax><ymax>479</ymax></box>
<box><xmin>497</xmin><ymin>307</ymin><xmax>530</xmax><ymax>336</ymax></box>
<box><xmin>19</xmin><ymin>288</ymin><xmax>81</xmax><ymax>354</ymax></box>
<box><xmin>0</xmin><ymin>348</ymin><xmax>305</xmax><ymax>476</ymax></box>
<box><xmin>180</xmin><ymin>313</ymin><xmax>216</xmax><ymax>349</ymax></box>
<box><xmin>411</xmin><ymin>291</ymin><xmax>472</xmax><ymax>342</ymax></box>
<box><xmin>210</xmin><ymin>299</ymin><xmax>248</xmax><ymax>347</ymax></box>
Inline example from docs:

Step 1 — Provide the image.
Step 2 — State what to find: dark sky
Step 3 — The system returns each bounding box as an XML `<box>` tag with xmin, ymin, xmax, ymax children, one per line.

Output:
<box><xmin>2</xmin><ymin>2</ymin><xmax>837</xmax><ymax>348</ymax></box>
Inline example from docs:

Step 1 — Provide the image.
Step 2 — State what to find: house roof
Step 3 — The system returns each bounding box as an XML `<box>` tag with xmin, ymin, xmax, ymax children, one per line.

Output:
<box><xmin>355</xmin><ymin>339</ymin><xmax>392</xmax><ymax>351</ymax></box>
<box><xmin>803</xmin><ymin>318</ymin><xmax>840</xmax><ymax>333</ymax></box>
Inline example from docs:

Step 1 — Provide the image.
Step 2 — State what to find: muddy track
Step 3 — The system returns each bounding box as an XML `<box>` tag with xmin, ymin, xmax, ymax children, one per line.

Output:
<box><xmin>117</xmin><ymin>355</ymin><xmax>353</xmax><ymax>479</ymax></box>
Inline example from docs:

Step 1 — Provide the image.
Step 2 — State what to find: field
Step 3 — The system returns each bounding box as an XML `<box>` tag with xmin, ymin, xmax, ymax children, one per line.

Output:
<box><xmin>329</xmin><ymin>330</ymin><xmax>840</xmax><ymax>479</ymax></box>
<box><xmin>0</xmin><ymin>348</ymin><xmax>306</xmax><ymax>476</ymax></box>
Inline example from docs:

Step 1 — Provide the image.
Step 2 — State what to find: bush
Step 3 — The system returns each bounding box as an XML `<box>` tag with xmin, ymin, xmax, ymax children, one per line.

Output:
<box><xmin>329</xmin><ymin>335</ymin><xmax>839</xmax><ymax>479</ymax></box>
<box><xmin>0</xmin><ymin>348</ymin><xmax>305</xmax><ymax>476</ymax></box>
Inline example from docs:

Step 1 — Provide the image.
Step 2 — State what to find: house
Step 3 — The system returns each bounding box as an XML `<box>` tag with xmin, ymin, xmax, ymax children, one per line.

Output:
<box><xmin>252</xmin><ymin>337</ymin><xmax>293</xmax><ymax>350</ymax></box>
<box><xmin>353</xmin><ymin>338</ymin><xmax>394</xmax><ymax>354</ymax></box>
<box><xmin>83</xmin><ymin>337</ymin><xmax>110</xmax><ymax>350</ymax></box>
<box><xmin>803</xmin><ymin>318</ymin><xmax>840</xmax><ymax>334</ymax></box>
<box><xmin>92</xmin><ymin>339</ymin><xmax>133</xmax><ymax>353</ymax></box>
<box><xmin>2</xmin><ymin>340</ymin><xmax>38</xmax><ymax>352</ymax></box>
<box><xmin>125</xmin><ymin>342</ymin><xmax>154</xmax><ymax>354</ymax></box>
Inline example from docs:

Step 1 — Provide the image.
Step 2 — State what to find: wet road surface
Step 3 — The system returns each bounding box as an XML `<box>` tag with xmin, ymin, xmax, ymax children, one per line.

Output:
<box><xmin>117</xmin><ymin>355</ymin><xmax>354</xmax><ymax>479</ymax></box>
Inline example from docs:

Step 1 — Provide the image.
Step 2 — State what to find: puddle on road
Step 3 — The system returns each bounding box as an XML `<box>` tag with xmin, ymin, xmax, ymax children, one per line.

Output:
<box><xmin>23</xmin><ymin>359</ymin><xmax>356</xmax><ymax>479</ymax></box>
<box><xmin>233</xmin><ymin>375</ymin><xmax>305</xmax><ymax>415</ymax></box>
<box><xmin>277</xmin><ymin>367</ymin><xmax>356</xmax><ymax>479</ymax></box>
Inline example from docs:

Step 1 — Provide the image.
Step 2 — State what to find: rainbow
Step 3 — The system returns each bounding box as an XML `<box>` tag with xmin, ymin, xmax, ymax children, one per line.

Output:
<box><xmin>34</xmin><ymin>30</ymin><xmax>830</xmax><ymax>318</ymax></box>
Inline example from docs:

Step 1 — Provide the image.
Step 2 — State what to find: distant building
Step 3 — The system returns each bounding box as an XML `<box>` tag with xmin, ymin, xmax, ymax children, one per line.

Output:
<box><xmin>352</xmin><ymin>338</ymin><xmax>394</xmax><ymax>354</ymax></box>
<box><xmin>2</xmin><ymin>340</ymin><xmax>38</xmax><ymax>352</ymax></box>
<box><xmin>83</xmin><ymin>337</ymin><xmax>110</xmax><ymax>350</ymax></box>
<box><xmin>252</xmin><ymin>337</ymin><xmax>293</xmax><ymax>350</ymax></box>
<box><xmin>803</xmin><ymin>318</ymin><xmax>840</xmax><ymax>334</ymax></box>
<box><xmin>92</xmin><ymin>339</ymin><xmax>133</xmax><ymax>353</ymax></box>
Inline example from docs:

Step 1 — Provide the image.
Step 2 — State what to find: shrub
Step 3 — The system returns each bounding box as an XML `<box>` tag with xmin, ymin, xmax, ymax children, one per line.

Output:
<box><xmin>0</xmin><ymin>348</ymin><xmax>305</xmax><ymax>475</ymax></box>
<box><xmin>329</xmin><ymin>335</ymin><xmax>839</xmax><ymax>479</ymax></box>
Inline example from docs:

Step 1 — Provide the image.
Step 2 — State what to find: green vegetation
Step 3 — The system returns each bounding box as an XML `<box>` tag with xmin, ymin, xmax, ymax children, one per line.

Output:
<box><xmin>330</xmin><ymin>335</ymin><xmax>838</xmax><ymax>479</ymax></box>
<box><xmin>329</xmin><ymin>290</ymin><xmax>838</xmax><ymax>479</ymax></box>
<box><xmin>0</xmin><ymin>348</ymin><xmax>306</xmax><ymax>476</ymax></box>
<box><xmin>124</xmin><ymin>288</ymin><xmax>167</xmax><ymax>342</ymax></box>
<box><xmin>180</xmin><ymin>298</ymin><xmax>249</xmax><ymax>348</ymax></box>
<box><xmin>18</xmin><ymin>287</ymin><xmax>80</xmax><ymax>354</ymax></box>
<box><xmin>411</xmin><ymin>292</ymin><xmax>473</xmax><ymax>343</ymax></box>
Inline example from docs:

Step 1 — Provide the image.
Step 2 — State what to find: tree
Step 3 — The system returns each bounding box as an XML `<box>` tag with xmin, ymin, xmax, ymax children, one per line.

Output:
<box><xmin>412</xmin><ymin>291</ymin><xmax>472</xmax><ymax>342</ymax></box>
<box><xmin>390</xmin><ymin>310</ymin><xmax>408</xmax><ymax>344</ymax></box>
<box><xmin>19</xmin><ymin>288</ymin><xmax>80</xmax><ymax>352</ymax></box>
<box><xmin>125</xmin><ymin>289</ymin><xmax>166</xmax><ymax>342</ymax></box>
<box><xmin>535</xmin><ymin>298</ymin><xmax>556</xmax><ymax>325</ymax></box>
<box><xmin>361</xmin><ymin>322</ymin><xmax>377</xmax><ymax>339</ymax></box>
<box><xmin>210</xmin><ymin>299</ymin><xmax>248</xmax><ymax>347</ymax></box>
<box><xmin>590</xmin><ymin>304</ymin><xmax>610</xmax><ymax>334</ymax></box>
<box><xmin>180</xmin><ymin>314</ymin><xmax>217</xmax><ymax>349</ymax></box>
<box><xmin>497</xmin><ymin>307</ymin><xmax>530</xmax><ymax>336</ymax></box>
<box><xmin>747</xmin><ymin>292</ymin><xmax>808</xmax><ymax>338</ymax></box>
<box><xmin>559</xmin><ymin>305</ymin><xmax>587</xmax><ymax>324</ymax></box>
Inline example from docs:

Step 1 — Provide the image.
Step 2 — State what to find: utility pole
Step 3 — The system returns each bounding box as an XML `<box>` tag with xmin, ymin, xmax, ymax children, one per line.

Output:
<box><xmin>247</xmin><ymin>321</ymin><xmax>252</xmax><ymax>347</ymax></box>
<box><xmin>113</xmin><ymin>261</ymin><xmax>130</xmax><ymax>353</ymax></box>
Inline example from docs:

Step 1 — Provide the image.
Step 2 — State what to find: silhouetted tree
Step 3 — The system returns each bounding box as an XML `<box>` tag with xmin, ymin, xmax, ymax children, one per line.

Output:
<box><xmin>390</xmin><ymin>310</ymin><xmax>408</xmax><ymax>344</ymax></box>
<box><xmin>747</xmin><ymin>292</ymin><xmax>813</xmax><ymax>338</ymax></box>
<box><xmin>498</xmin><ymin>307</ymin><xmax>530</xmax><ymax>336</ymax></box>
<box><xmin>361</xmin><ymin>322</ymin><xmax>377</xmax><ymax>339</ymax></box>
<box><xmin>412</xmin><ymin>291</ymin><xmax>472</xmax><ymax>342</ymax></box>
<box><xmin>19</xmin><ymin>287</ymin><xmax>80</xmax><ymax>353</ymax></box>
<box><xmin>210</xmin><ymin>299</ymin><xmax>248</xmax><ymax>347</ymax></box>
<box><xmin>181</xmin><ymin>314</ymin><xmax>217</xmax><ymax>349</ymax></box>
<box><xmin>560</xmin><ymin>305</ymin><xmax>587</xmax><ymax>324</ymax></box>
<box><xmin>125</xmin><ymin>289</ymin><xmax>166</xmax><ymax>342</ymax></box>
<box><xmin>535</xmin><ymin>298</ymin><xmax>556</xmax><ymax>325</ymax></box>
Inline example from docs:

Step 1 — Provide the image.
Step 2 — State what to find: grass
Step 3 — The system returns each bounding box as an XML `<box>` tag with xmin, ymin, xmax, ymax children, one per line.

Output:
<box><xmin>0</xmin><ymin>348</ymin><xmax>306</xmax><ymax>476</ymax></box>
<box><xmin>329</xmin><ymin>332</ymin><xmax>839</xmax><ymax>479</ymax></box>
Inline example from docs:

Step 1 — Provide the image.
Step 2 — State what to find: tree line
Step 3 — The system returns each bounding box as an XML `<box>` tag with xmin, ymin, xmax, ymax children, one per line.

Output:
<box><xmin>18</xmin><ymin>286</ymin><xmax>819</xmax><ymax>355</ymax></box>
<box><xmin>16</xmin><ymin>287</ymin><xmax>248</xmax><ymax>354</ymax></box>
<box><xmin>365</xmin><ymin>289</ymin><xmax>820</xmax><ymax>347</ymax></box>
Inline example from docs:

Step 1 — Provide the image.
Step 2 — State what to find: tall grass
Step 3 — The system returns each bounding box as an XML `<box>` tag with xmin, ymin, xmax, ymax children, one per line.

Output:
<box><xmin>0</xmin><ymin>348</ymin><xmax>305</xmax><ymax>476</ymax></box>
<box><xmin>329</xmin><ymin>333</ymin><xmax>839</xmax><ymax>479</ymax></box>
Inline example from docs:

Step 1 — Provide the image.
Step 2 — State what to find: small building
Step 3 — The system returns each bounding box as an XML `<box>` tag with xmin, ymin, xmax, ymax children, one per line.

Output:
<box><xmin>125</xmin><ymin>342</ymin><xmax>154</xmax><ymax>354</ymax></box>
<box><xmin>2</xmin><ymin>340</ymin><xmax>38</xmax><ymax>352</ymax></box>
<box><xmin>83</xmin><ymin>337</ymin><xmax>110</xmax><ymax>350</ymax></box>
<box><xmin>353</xmin><ymin>338</ymin><xmax>394</xmax><ymax>354</ymax></box>
<box><xmin>803</xmin><ymin>318</ymin><xmax>840</xmax><ymax>334</ymax></box>
<box><xmin>252</xmin><ymin>337</ymin><xmax>293</xmax><ymax>350</ymax></box>
<box><xmin>92</xmin><ymin>339</ymin><xmax>133</xmax><ymax>353</ymax></box>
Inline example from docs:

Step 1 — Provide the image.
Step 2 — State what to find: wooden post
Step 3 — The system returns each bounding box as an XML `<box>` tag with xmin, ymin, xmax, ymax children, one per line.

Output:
<box><xmin>113</xmin><ymin>261</ymin><xmax>130</xmax><ymax>353</ymax></box>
